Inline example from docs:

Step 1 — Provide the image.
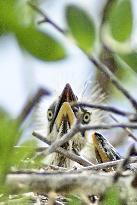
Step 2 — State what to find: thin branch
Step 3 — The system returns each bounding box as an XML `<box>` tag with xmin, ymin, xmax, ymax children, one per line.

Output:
<box><xmin>76</xmin><ymin>102</ymin><xmax>134</xmax><ymax>118</ymax></box>
<box><xmin>110</xmin><ymin>114</ymin><xmax>137</xmax><ymax>142</ymax></box>
<box><xmin>46</xmin><ymin>123</ymin><xmax>137</xmax><ymax>158</ymax></box>
<box><xmin>42</xmin><ymin>125</ymin><xmax>80</xmax><ymax>156</ymax></box>
<box><xmin>32</xmin><ymin>131</ymin><xmax>93</xmax><ymax>167</ymax></box>
<box><xmin>113</xmin><ymin>145</ymin><xmax>137</xmax><ymax>182</ymax></box>
<box><xmin>28</xmin><ymin>2</ymin><xmax>137</xmax><ymax>111</ymax></box>
<box><xmin>89</xmin><ymin>56</ymin><xmax>137</xmax><ymax>110</ymax></box>
<box><xmin>9</xmin><ymin>156</ymin><xmax>137</xmax><ymax>175</ymax></box>
<box><xmin>79</xmin><ymin>123</ymin><xmax>137</xmax><ymax>132</ymax></box>
<box><xmin>28</xmin><ymin>1</ymin><xmax>66</xmax><ymax>34</ymax></box>
<box><xmin>77</xmin><ymin>156</ymin><xmax>137</xmax><ymax>172</ymax></box>
<box><xmin>43</xmin><ymin>122</ymin><xmax>137</xmax><ymax>158</ymax></box>
<box><xmin>17</xmin><ymin>87</ymin><xmax>50</xmax><ymax>125</ymax></box>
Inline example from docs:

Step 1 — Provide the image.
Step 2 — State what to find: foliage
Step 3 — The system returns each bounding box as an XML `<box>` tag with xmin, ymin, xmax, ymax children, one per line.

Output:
<box><xmin>66</xmin><ymin>5</ymin><xmax>95</xmax><ymax>53</ymax></box>
<box><xmin>68</xmin><ymin>195</ymin><xmax>81</xmax><ymax>205</ymax></box>
<box><xmin>101</xmin><ymin>186</ymin><xmax>121</xmax><ymax>205</ymax></box>
<box><xmin>108</xmin><ymin>0</ymin><xmax>132</xmax><ymax>42</ymax></box>
<box><xmin>16</xmin><ymin>26</ymin><xmax>66</xmax><ymax>61</ymax></box>
<box><xmin>0</xmin><ymin>109</ymin><xmax>38</xmax><ymax>194</ymax></box>
<box><xmin>0</xmin><ymin>0</ymin><xmax>66</xmax><ymax>61</ymax></box>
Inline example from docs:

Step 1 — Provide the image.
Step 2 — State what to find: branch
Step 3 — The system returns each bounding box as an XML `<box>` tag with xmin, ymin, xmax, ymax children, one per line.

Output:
<box><xmin>44</xmin><ymin>122</ymin><xmax>137</xmax><ymax>156</ymax></box>
<box><xmin>77</xmin><ymin>156</ymin><xmax>137</xmax><ymax>172</ymax></box>
<box><xmin>89</xmin><ymin>56</ymin><xmax>137</xmax><ymax>110</ymax></box>
<box><xmin>32</xmin><ymin>131</ymin><xmax>93</xmax><ymax>167</ymax></box>
<box><xmin>113</xmin><ymin>145</ymin><xmax>137</xmax><ymax>182</ymax></box>
<box><xmin>110</xmin><ymin>114</ymin><xmax>137</xmax><ymax>142</ymax></box>
<box><xmin>28</xmin><ymin>1</ymin><xmax>66</xmax><ymax>34</ymax></box>
<box><xmin>76</xmin><ymin>102</ymin><xmax>134</xmax><ymax>118</ymax></box>
<box><xmin>6</xmin><ymin>172</ymin><xmax>137</xmax><ymax>202</ymax></box>
<box><xmin>79</xmin><ymin>123</ymin><xmax>137</xmax><ymax>132</ymax></box>
<box><xmin>17</xmin><ymin>87</ymin><xmax>50</xmax><ymax>125</ymax></box>
<box><xmin>9</xmin><ymin>156</ymin><xmax>137</xmax><ymax>175</ymax></box>
<box><xmin>28</xmin><ymin>2</ymin><xmax>137</xmax><ymax>111</ymax></box>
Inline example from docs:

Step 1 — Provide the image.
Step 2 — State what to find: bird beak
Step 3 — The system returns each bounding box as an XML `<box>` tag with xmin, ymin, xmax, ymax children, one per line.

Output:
<box><xmin>54</xmin><ymin>84</ymin><xmax>77</xmax><ymax>133</ymax></box>
<box><xmin>92</xmin><ymin>132</ymin><xmax>121</xmax><ymax>171</ymax></box>
<box><xmin>92</xmin><ymin>132</ymin><xmax>109</xmax><ymax>163</ymax></box>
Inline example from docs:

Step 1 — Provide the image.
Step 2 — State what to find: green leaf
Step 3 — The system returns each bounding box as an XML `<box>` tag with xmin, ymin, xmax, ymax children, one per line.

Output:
<box><xmin>0</xmin><ymin>0</ymin><xmax>18</xmax><ymax>34</ymax></box>
<box><xmin>119</xmin><ymin>52</ymin><xmax>137</xmax><ymax>72</ymax></box>
<box><xmin>16</xmin><ymin>26</ymin><xmax>66</xmax><ymax>61</ymax></box>
<box><xmin>102</xmin><ymin>186</ymin><xmax>121</xmax><ymax>205</ymax></box>
<box><xmin>66</xmin><ymin>5</ymin><xmax>95</xmax><ymax>53</ymax></box>
<box><xmin>13</xmin><ymin>140</ymin><xmax>37</xmax><ymax>169</ymax></box>
<box><xmin>68</xmin><ymin>195</ymin><xmax>81</xmax><ymax>205</ymax></box>
<box><xmin>0</xmin><ymin>0</ymin><xmax>37</xmax><ymax>35</ymax></box>
<box><xmin>0</xmin><ymin>116</ymin><xmax>21</xmax><ymax>186</ymax></box>
<box><xmin>109</xmin><ymin>0</ymin><xmax>132</xmax><ymax>42</ymax></box>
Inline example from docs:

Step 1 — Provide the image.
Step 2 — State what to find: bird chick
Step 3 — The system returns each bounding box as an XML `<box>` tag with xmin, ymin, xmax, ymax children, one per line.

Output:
<box><xmin>92</xmin><ymin>132</ymin><xmax>121</xmax><ymax>171</ymax></box>
<box><xmin>45</xmin><ymin>83</ymin><xmax>92</xmax><ymax>168</ymax></box>
<box><xmin>35</xmin><ymin>83</ymin><xmax>106</xmax><ymax>168</ymax></box>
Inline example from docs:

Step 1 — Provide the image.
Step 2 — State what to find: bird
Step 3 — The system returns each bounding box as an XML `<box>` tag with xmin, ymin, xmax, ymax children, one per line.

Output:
<box><xmin>91</xmin><ymin>132</ymin><xmax>137</xmax><ymax>172</ymax></box>
<box><xmin>35</xmin><ymin>83</ymin><xmax>106</xmax><ymax>168</ymax></box>
<box><xmin>92</xmin><ymin>132</ymin><xmax>121</xmax><ymax>171</ymax></box>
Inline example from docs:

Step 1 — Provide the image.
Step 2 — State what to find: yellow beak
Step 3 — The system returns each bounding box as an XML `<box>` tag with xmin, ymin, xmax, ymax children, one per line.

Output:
<box><xmin>52</xmin><ymin>83</ymin><xmax>77</xmax><ymax>133</ymax></box>
<box><xmin>56</xmin><ymin>102</ymin><xmax>76</xmax><ymax>130</ymax></box>
<box><xmin>92</xmin><ymin>132</ymin><xmax>110</xmax><ymax>162</ymax></box>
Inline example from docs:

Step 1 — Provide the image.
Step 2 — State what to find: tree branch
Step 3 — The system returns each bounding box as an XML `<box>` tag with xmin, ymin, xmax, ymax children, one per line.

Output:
<box><xmin>110</xmin><ymin>114</ymin><xmax>137</xmax><ymax>142</ymax></box>
<box><xmin>17</xmin><ymin>87</ymin><xmax>50</xmax><ymax>125</ymax></box>
<box><xmin>44</xmin><ymin>122</ymin><xmax>137</xmax><ymax>156</ymax></box>
<box><xmin>32</xmin><ymin>131</ymin><xmax>93</xmax><ymax>167</ymax></box>
<box><xmin>6</xmin><ymin>172</ymin><xmax>137</xmax><ymax>203</ymax></box>
<box><xmin>89</xmin><ymin>55</ymin><xmax>137</xmax><ymax>110</ymax></box>
<box><xmin>28</xmin><ymin>2</ymin><xmax>137</xmax><ymax>111</ymax></box>
<box><xmin>76</xmin><ymin>102</ymin><xmax>134</xmax><ymax>118</ymax></box>
<box><xmin>77</xmin><ymin>156</ymin><xmax>137</xmax><ymax>172</ymax></box>
<box><xmin>28</xmin><ymin>1</ymin><xmax>66</xmax><ymax>34</ymax></box>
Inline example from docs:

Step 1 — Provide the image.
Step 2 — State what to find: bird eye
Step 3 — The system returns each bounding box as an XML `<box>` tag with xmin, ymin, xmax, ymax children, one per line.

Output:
<box><xmin>47</xmin><ymin>109</ymin><xmax>54</xmax><ymax>121</ymax></box>
<box><xmin>82</xmin><ymin>112</ymin><xmax>91</xmax><ymax>124</ymax></box>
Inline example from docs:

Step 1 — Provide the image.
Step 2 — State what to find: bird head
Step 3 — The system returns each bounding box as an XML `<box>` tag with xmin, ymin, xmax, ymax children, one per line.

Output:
<box><xmin>47</xmin><ymin>83</ymin><xmax>91</xmax><ymax>142</ymax></box>
<box><xmin>92</xmin><ymin>132</ymin><xmax>121</xmax><ymax>164</ymax></box>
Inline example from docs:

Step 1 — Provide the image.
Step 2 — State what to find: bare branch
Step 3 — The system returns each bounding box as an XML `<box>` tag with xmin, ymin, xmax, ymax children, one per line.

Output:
<box><xmin>6</xmin><ymin>172</ymin><xmax>137</xmax><ymax>203</ymax></box>
<box><xmin>76</xmin><ymin>102</ymin><xmax>134</xmax><ymax>118</ymax></box>
<box><xmin>77</xmin><ymin>156</ymin><xmax>137</xmax><ymax>172</ymax></box>
<box><xmin>28</xmin><ymin>2</ymin><xmax>137</xmax><ymax>111</ymax></box>
<box><xmin>89</xmin><ymin>56</ymin><xmax>137</xmax><ymax>110</ymax></box>
<box><xmin>113</xmin><ymin>145</ymin><xmax>137</xmax><ymax>182</ymax></box>
<box><xmin>110</xmin><ymin>115</ymin><xmax>137</xmax><ymax>142</ymax></box>
<box><xmin>28</xmin><ymin>2</ymin><xmax>66</xmax><ymax>34</ymax></box>
<box><xmin>32</xmin><ymin>131</ymin><xmax>93</xmax><ymax>167</ymax></box>
<box><xmin>17</xmin><ymin>88</ymin><xmax>50</xmax><ymax>125</ymax></box>
<box><xmin>44</xmin><ymin>122</ymin><xmax>137</xmax><ymax>157</ymax></box>
<box><xmin>42</xmin><ymin>126</ymin><xmax>80</xmax><ymax>156</ymax></box>
<box><xmin>79</xmin><ymin>123</ymin><xmax>137</xmax><ymax>132</ymax></box>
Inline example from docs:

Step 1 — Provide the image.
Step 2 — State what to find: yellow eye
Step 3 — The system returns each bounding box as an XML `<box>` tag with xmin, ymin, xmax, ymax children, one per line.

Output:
<box><xmin>47</xmin><ymin>110</ymin><xmax>54</xmax><ymax>121</ymax></box>
<box><xmin>83</xmin><ymin>112</ymin><xmax>91</xmax><ymax>124</ymax></box>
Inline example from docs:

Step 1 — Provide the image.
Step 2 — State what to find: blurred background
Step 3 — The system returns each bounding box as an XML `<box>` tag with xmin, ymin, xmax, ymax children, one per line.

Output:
<box><xmin>0</xmin><ymin>0</ymin><xmax>137</xmax><ymax>154</ymax></box>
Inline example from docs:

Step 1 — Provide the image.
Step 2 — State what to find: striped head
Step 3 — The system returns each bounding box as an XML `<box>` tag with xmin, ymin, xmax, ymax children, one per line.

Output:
<box><xmin>92</xmin><ymin>132</ymin><xmax>121</xmax><ymax>171</ymax></box>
